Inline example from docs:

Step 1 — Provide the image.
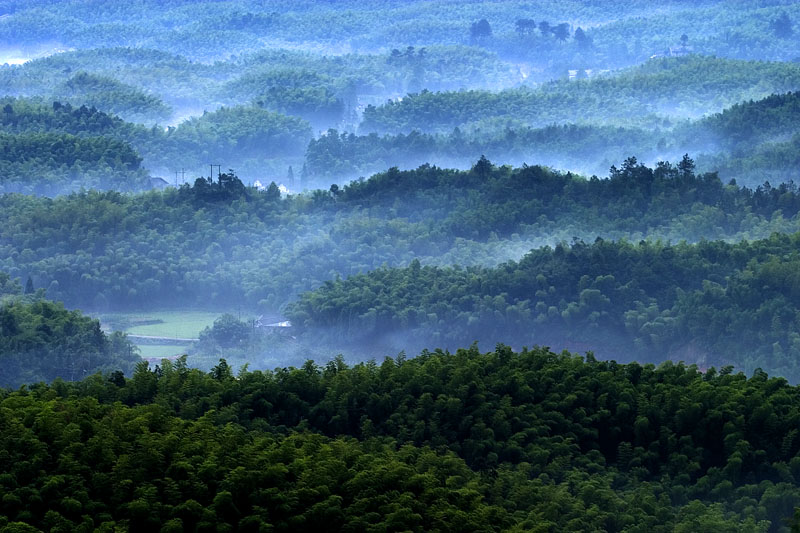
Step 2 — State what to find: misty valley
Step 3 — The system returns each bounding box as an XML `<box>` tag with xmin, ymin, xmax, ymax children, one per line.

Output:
<box><xmin>3</xmin><ymin>1</ymin><xmax>800</xmax><ymax>531</ymax></box>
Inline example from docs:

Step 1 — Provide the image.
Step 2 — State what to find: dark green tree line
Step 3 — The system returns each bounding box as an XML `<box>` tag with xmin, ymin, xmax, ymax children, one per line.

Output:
<box><xmin>1</xmin><ymin>346</ymin><xmax>800</xmax><ymax>530</ymax></box>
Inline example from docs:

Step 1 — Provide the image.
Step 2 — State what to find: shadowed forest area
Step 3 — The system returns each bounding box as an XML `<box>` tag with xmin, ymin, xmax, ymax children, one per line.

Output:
<box><xmin>4</xmin><ymin>0</ymin><xmax>800</xmax><ymax>531</ymax></box>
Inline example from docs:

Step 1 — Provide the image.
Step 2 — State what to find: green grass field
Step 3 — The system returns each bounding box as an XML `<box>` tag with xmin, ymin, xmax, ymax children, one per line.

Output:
<box><xmin>102</xmin><ymin>311</ymin><xmax>225</xmax><ymax>339</ymax></box>
<box><xmin>95</xmin><ymin>310</ymin><xmax>270</xmax><ymax>368</ymax></box>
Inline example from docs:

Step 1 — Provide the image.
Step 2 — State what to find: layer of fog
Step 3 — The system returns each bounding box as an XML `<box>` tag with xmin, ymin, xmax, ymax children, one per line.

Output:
<box><xmin>211</xmin><ymin>320</ymin><xmax>746</xmax><ymax>385</ymax></box>
<box><xmin>0</xmin><ymin>43</ymin><xmax>72</xmax><ymax>66</ymax></box>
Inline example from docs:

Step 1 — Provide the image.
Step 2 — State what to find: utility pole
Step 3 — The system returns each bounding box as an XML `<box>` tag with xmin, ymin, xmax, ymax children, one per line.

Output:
<box><xmin>210</xmin><ymin>164</ymin><xmax>221</xmax><ymax>181</ymax></box>
<box><xmin>174</xmin><ymin>168</ymin><xmax>186</xmax><ymax>187</ymax></box>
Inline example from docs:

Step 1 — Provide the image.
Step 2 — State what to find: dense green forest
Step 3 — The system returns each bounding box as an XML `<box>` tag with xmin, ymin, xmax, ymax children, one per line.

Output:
<box><xmin>5</xmin><ymin>1</ymin><xmax>800</xmax><ymax>529</ymax></box>
<box><xmin>305</xmin><ymin>89</ymin><xmax>800</xmax><ymax>186</ymax></box>
<box><xmin>0</xmin><ymin>131</ymin><xmax>148</xmax><ymax>194</ymax></box>
<box><xmin>0</xmin><ymin>98</ymin><xmax>311</xmax><ymax>189</ymax></box>
<box><xmin>57</xmin><ymin>72</ymin><xmax>172</xmax><ymax>123</ymax></box>
<box><xmin>0</xmin><ymin>275</ymin><xmax>139</xmax><ymax>387</ymax></box>
<box><xmin>2</xmin><ymin>347</ymin><xmax>800</xmax><ymax>531</ymax></box>
<box><xmin>361</xmin><ymin>56</ymin><xmax>800</xmax><ymax>133</ymax></box>
<box><xmin>686</xmin><ymin>91</ymin><xmax>800</xmax><ymax>185</ymax></box>
<box><xmin>1</xmin><ymin>158</ymin><xmax>798</xmax><ymax>312</ymax></box>
<box><xmin>700</xmin><ymin>135</ymin><xmax>800</xmax><ymax>188</ymax></box>
<box><xmin>286</xmin><ymin>232</ymin><xmax>800</xmax><ymax>382</ymax></box>
<box><xmin>689</xmin><ymin>92</ymin><xmax>800</xmax><ymax>152</ymax></box>
<box><xmin>0</xmin><ymin>47</ymin><xmax>230</xmax><ymax>113</ymax></box>
<box><xmin>304</xmin><ymin>125</ymin><xmax>651</xmax><ymax>182</ymax></box>
<box><xmin>6</xmin><ymin>54</ymin><xmax>800</xmax><ymax>192</ymax></box>
<box><xmin>226</xmin><ymin>45</ymin><xmax>516</xmax><ymax>108</ymax></box>
<box><xmin>6</xmin><ymin>86</ymin><xmax>800</xmax><ymax>194</ymax></box>
<box><xmin>3</xmin><ymin>0</ymin><xmax>799</xmax><ymax>66</ymax></box>
<box><xmin>0</xmin><ymin>45</ymin><xmax>517</xmax><ymax>124</ymax></box>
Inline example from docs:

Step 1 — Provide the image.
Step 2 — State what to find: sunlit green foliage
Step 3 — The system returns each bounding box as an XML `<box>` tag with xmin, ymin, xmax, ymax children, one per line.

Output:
<box><xmin>0</xmin><ymin>347</ymin><xmax>798</xmax><ymax>530</ymax></box>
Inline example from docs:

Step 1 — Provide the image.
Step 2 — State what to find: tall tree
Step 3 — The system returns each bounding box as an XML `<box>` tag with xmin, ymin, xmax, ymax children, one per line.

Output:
<box><xmin>24</xmin><ymin>277</ymin><xmax>34</xmax><ymax>295</ymax></box>
<box><xmin>515</xmin><ymin>19</ymin><xmax>536</xmax><ymax>37</ymax></box>
<box><xmin>470</xmin><ymin>18</ymin><xmax>492</xmax><ymax>41</ymax></box>
<box><xmin>554</xmin><ymin>23</ymin><xmax>571</xmax><ymax>42</ymax></box>
<box><xmin>473</xmin><ymin>155</ymin><xmax>493</xmax><ymax>177</ymax></box>
<box><xmin>574</xmin><ymin>27</ymin><xmax>591</xmax><ymax>48</ymax></box>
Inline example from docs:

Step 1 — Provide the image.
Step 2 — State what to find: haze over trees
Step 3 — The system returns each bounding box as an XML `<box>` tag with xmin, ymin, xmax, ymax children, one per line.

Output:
<box><xmin>5</xmin><ymin>0</ymin><xmax>800</xmax><ymax>530</ymax></box>
<box><xmin>287</xmin><ymin>232</ymin><xmax>800</xmax><ymax>381</ymax></box>
<box><xmin>2</xmin><ymin>158</ymin><xmax>799</xmax><ymax>313</ymax></box>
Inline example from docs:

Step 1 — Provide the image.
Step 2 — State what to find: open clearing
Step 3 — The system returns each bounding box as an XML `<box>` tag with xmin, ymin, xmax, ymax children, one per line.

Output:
<box><xmin>97</xmin><ymin>310</ymin><xmax>234</xmax><ymax>362</ymax></box>
<box><xmin>102</xmin><ymin>311</ymin><xmax>224</xmax><ymax>339</ymax></box>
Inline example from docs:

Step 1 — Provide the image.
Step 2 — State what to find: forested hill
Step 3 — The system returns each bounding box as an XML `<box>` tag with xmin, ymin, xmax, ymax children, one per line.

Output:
<box><xmin>0</xmin><ymin>132</ymin><xmax>149</xmax><ymax>194</ymax></box>
<box><xmin>1</xmin><ymin>347</ymin><xmax>799</xmax><ymax>531</ymax></box>
<box><xmin>304</xmin><ymin>124</ymin><xmax>652</xmax><ymax>183</ymax></box>
<box><xmin>2</xmin><ymin>158</ymin><xmax>800</xmax><ymax>311</ymax></box>
<box><xmin>6</xmin><ymin>82</ymin><xmax>800</xmax><ymax>195</ymax></box>
<box><xmin>286</xmin><ymin>231</ymin><xmax>800</xmax><ymax>383</ymax></box>
<box><xmin>692</xmin><ymin>91</ymin><xmax>800</xmax><ymax>151</ymax></box>
<box><xmin>0</xmin><ymin>97</ymin><xmax>312</xmax><ymax>190</ymax></box>
<box><xmin>5</xmin><ymin>1</ymin><xmax>800</xmax><ymax>531</ymax></box>
<box><xmin>305</xmin><ymin>90</ymin><xmax>800</xmax><ymax>186</ymax></box>
<box><xmin>0</xmin><ymin>294</ymin><xmax>140</xmax><ymax>387</ymax></box>
<box><xmin>58</xmin><ymin>71</ymin><xmax>173</xmax><ymax>123</ymax></box>
<box><xmin>4</xmin><ymin>1</ymin><xmax>799</xmax><ymax>66</ymax></box>
<box><xmin>360</xmin><ymin>56</ymin><xmax>800</xmax><ymax>133</ymax></box>
<box><xmin>685</xmin><ymin>91</ymin><xmax>800</xmax><ymax>186</ymax></box>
